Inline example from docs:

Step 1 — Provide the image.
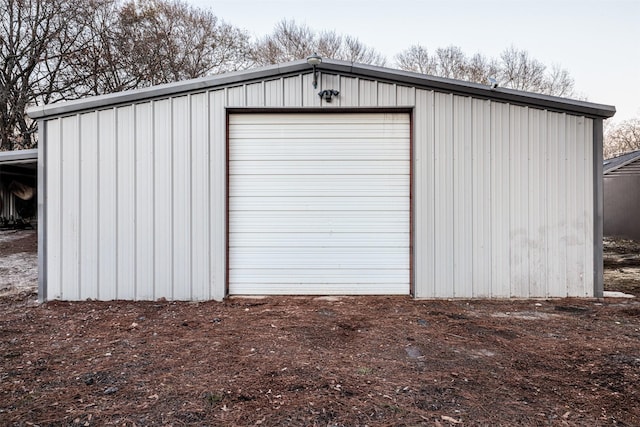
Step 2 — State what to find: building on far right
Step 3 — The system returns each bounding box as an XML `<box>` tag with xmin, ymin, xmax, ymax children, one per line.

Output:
<box><xmin>604</xmin><ymin>150</ymin><xmax>640</xmax><ymax>240</ymax></box>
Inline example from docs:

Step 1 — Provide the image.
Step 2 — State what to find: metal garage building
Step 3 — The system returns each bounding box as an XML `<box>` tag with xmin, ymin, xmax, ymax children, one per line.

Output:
<box><xmin>27</xmin><ymin>59</ymin><xmax>616</xmax><ymax>301</ymax></box>
<box><xmin>0</xmin><ymin>149</ymin><xmax>38</xmax><ymax>226</ymax></box>
<box><xmin>603</xmin><ymin>150</ymin><xmax>640</xmax><ymax>240</ymax></box>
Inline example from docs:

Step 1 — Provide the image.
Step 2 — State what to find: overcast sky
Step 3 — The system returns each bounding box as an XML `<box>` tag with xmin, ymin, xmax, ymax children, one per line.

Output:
<box><xmin>190</xmin><ymin>0</ymin><xmax>638</xmax><ymax>122</ymax></box>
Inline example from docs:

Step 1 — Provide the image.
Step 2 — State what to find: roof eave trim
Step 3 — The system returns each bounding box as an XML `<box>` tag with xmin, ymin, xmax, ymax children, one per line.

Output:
<box><xmin>26</xmin><ymin>59</ymin><xmax>616</xmax><ymax>120</ymax></box>
<box><xmin>603</xmin><ymin>153</ymin><xmax>640</xmax><ymax>175</ymax></box>
<box><xmin>0</xmin><ymin>148</ymin><xmax>39</xmax><ymax>164</ymax></box>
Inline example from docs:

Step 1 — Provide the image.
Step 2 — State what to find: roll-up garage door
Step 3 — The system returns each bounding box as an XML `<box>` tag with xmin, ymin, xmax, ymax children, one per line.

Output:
<box><xmin>228</xmin><ymin>112</ymin><xmax>410</xmax><ymax>295</ymax></box>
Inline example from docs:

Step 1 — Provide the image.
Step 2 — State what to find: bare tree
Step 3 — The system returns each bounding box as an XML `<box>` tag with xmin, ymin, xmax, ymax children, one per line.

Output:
<box><xmin>434</xmin><ymin>46</ymin><xmax>468</xmax><ymax>80</ymax></box>
<box><xmin>466</xmin><ymin>53</ymin><xmax>499</xmax><ymax>85</ymax></box>
<box><xmin>604</xmin><ymin>118</ymin><xmax>640</xmax><ymax>159</ymax></box>
<box><xmin>0</xmin><ymin>0</ymin><xmax>94</xmax><ymax>150</ymax></box>
<box><xmin>252</xmin><ymin>19</ymin><xmax>386</xmax><ymax>66</ymax></box>
<box><xmin>1</xmin><ymin>0</ymin><xmax>253</xmax><ymax>150</ymax></box>
<box><xmin>498</xmin><ymin>46</ymin><xmax>546</xmax><ymax>92</ymax></box>
<box><xmin>542</xmin><ymin>64</ymin><xmax>575</xmax><ymax>98</ymax></box>
<box><xmin>394</xmin><ymin>44</ymin><xmax>575</xmax><ymax>97</ymax></box>
<box><xmin>394</xmin><ymin>45</ymin><xmax>436</xmax><ymax>75</ymax></box>
<box><xmin>111</xmin><ymin>0</ymin><xmax>252</xmax><ymax>88</ymax></box>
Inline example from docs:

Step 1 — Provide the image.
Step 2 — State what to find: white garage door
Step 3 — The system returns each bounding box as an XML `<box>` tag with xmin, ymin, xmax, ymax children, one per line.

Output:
<box><xmin>228</xmin><ymin>112</ymin><xmax>410</xmax><ymax>295</ymax></box>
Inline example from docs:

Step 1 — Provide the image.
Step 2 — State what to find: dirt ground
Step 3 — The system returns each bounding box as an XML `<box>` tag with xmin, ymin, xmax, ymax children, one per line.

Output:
<box><xmin>1</xmin><ymin>231</ymin><xmax>640</xmax><ymax>426</ymax></box>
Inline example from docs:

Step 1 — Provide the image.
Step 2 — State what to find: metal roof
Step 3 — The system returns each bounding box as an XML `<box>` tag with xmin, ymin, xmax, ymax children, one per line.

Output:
<box><xmin>27</xmin><ymin>59</ymin><xmax>616</xmax><ymax>120</ymax></box>
<box><xmin>0</xmin><ymin>149</ymin><xmax>38</xmax><ymax>165</ymax></box>
<box><xmin>603</xmin><ymin>150</ymin><xmax>640</xmax><ymax>175</ymax></box>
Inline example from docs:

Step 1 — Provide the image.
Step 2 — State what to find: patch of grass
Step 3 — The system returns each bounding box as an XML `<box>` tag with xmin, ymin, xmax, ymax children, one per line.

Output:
<box><xmin>356</xmin><ymin>366</ymin><xmax>373</xmax><ymax>375</ymax></box>
<box><xmin>202</xmin><ymin>391</ymin><xmax>224</xmax><ymax>406</ymax></box>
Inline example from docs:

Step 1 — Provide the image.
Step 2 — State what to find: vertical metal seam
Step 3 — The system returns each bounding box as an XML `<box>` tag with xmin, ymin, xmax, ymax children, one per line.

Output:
<box><xmin>593</xmin><ymin>118</ymin><xmax>604</xmax><ymax>297</ymax></box>
<box><xmin>188</xmin><ymin>94</ymin><xmax>193</xmax><ymax>300</ymax></box>
<box><xmin>169</xmin><ymin>97</ymin><xmax>174</xmax><ymax>300</ymax></box>
<box><xmin>58</xmin><ymin>119</ymin><xmax>63</xmax><ymax>299</ymax></box>
<box><xmin>37</xmin><ymin>120</ymin><xmax>47</xmax><ymax>302</ymax></box>
<box><xmin>133</xmin><ymin>104</ymin><xmax>138</xmax><ymax>300</ymax></box>
<box><xmin>409</xmin><ymin>109</ymin><xmax>414</xmax><ymax>296</ymax></box>
<box><xmin>114</xmin><ymin>107</ymin><xmax>119</xmax><ymax>299</ymax></box>
<box><xmin>206</xmin><ymin>91</ymin><xmax>212</xmax><ymax>300</ymax></box>
<box><xmin>225</xmin><ymin>107</ymin><xmax>230</xmax><ymax>298</ymax></box>
<box><xmin>77</xmin><ymin>115</ymin><xmax>82</xmax><ymax>299</ymax></box>
<box><xmin>96</xmin><ymin>115</ymin><xmax>101</xmax><ymax>301</ymax></box>
<box><xmin>151</xmin><ymin>100</ymin><xmax>156</xmax><ymax>300</ymax></box>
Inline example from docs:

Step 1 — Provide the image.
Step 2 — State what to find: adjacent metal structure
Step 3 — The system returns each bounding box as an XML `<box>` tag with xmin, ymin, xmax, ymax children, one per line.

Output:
<box><xmin>0</xmin><ymin>149</ymin><xmax>38</xmax><ymax>221</ymax></box>
<box><xmin>603</xmin><ymin>150</ymin><xmax>640</xmax><ymax>240</ymax></box>
<box><xmin>27</xmin><ymin>59</ymin><xmax>616</xmax><ymax>301</ymax></box>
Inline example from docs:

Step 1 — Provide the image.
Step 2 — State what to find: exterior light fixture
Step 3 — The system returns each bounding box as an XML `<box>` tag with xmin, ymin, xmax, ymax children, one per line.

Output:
<box><xmin>318</xmin><ymin>89</ymin><xmax>340</xmax><ymax>103</ymax></box>
<box><xmin>306</xmin><ymin>53</ymin><xmax>322</xmax><ymax>89</ymax></box>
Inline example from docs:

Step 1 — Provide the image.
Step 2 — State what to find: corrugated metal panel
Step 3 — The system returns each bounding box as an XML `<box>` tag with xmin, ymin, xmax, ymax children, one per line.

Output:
<box><xmin>340</xmin><ymin>77</ymin><xmax>359</xmax><ymax>107</ymax></box>
<box><xmin>396</xmin><ymin>86</ymin><xmax>415</xmax><ymax>106</ymax></box>
<box><xmin>40</xmin><ymin>68</ymin><xmax>597</xmax><ymax>301</ymax></box>
<box><xmin>488</xmin><ymin>102</ymin><xmax>511</xmax><ymax>297</ymax></box>
<box><xmin>264</xmin><ymin>79</ymin><xmax>283</xmax><ymax>107</ymax></box>
<box><xmin>546</xmin><ymin>112</ymin><xmax>567</xmax><ymax>296</ymax></box>
<box><xmin>584</xmin><ymin>118</ymin><xmax>595</xmax><ymax>296</ymax></box>
<box><xmin>98</xmin><ymin>108</ymin><xmax>117</xmax><ymax>300</ymax></box>
<box><xmin>415</xmin><ymin>96</ymin><xmax>595</xmax><ymax>298</ymax></box>
<box><xmin>509</xmin><ymin>105</ymin><xmax>529</xmax><ymax>297</ymax></box>
<box><xmin>79</xmin><ymin>112</ymin><xmax>99</xmax><ymax>299</ymax></box>
<box><xmin>434</xmin><ymin>92</ymin><xmax>454</xmax><ymax>297</ymax></box>
<box><xmin>527</xmin><ymin>108</ymin><xmax>547</xmax><ymax>297</ymax></box>
<box><xmin>453</xmin><ymin>95</ymin><xmax>473</xmax><ymax>297</ymax></box>
<box><xmin>190</xmin><ymin>92</ymin><xmax>210</xmax><ymax>300</ymax></box>
<box><xmin>228</xmin><ymin>113</ymin><xmax>410</xmax><ymax>295</ymax></box>
<box><xmin>378</xmin><ymin>83</ymin><xmax>396</xmax><ymax>106</ymax></box>
<box><xmin>172</xmin><ymin>96</ymin><xmax>192</xmax><ymax>300</ymax></box>
<box><xmin>283</xmin><ymin>76</ymin><xmax>302</xmax><ymax>107</ymax></box>
<box><xmin>46</xmin><ymin>118</ymin><xmax>62</xmax><ymax>299</ymax></box>
<box><xmin>134</xmin><ymin>102</ymin><xmax>155</xmax><ymax>300</ymax></box>
<box><xmin>0</xmin><ymin>187</ymin><xmax>11</xmax><ymax>217</ymax></box>
<box><xmin>321</xmin><ymin>74</ymin><xmax>340</xmax><ymax>107</ymax></box>
<box><xmin>471</xmin><ymin>98</ymin><xmax>492</xmax><ymax>297</ymax></box>
<box><xmin>302</xmin><ymin>74</ymin><xmax>321</xmax><ymax>107</ymax></box>
<box><xmin>153</xmin><ymin>99</ymin><xmax>173</xmax><ymax>299</ymax></box>
<box><xmin>246</xmin><ymin>82</ymin><xmax>264</xmax><ymax>107</ymax></box>
<box><xmin>227</xmin><ymin>85</ymin><xmax>244</xmax><ymax>106</ymax></box>
<box><xmin>413</xmin><ymin>89</ymin><xmax>436</xmax><ymax>298</ymax></box>
<box><xmin>209</xmin><ymin>89</ymin><xmax>226</xmax><ymax>301</ymax></box>
<box><xmin>359</xmin><ymin>79</ymin><xmax>377</xmax><ymax>106</ymax></box>
<box><xmin>606</xmin><ymin>159</ymin><xmax>640</xmax><ymax>175</ymax></box>
<box><xmin>117</xmin><ymin>105</ymin><xmax>136</xmax><ymax>300</ymax></box>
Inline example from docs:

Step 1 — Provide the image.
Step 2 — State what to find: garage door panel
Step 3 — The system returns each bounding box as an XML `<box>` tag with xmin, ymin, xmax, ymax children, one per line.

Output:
<box><xmin>230</xmin><ymin>175</ymin><xmax>409</xmax><ymax>197</ymax></box>
<box><xmin>229</xmin><ymin>112</ymin><xmax>410</xmax><ymax>295</ymax></box>
<box><xmin>230</xmin><ymin>211</ymin><xmax>409</xmax><ymax>233</ymax></box>
<box><xmin>230</xmin><ymin>196</ymin><xmax>409</xmax><ymax>211</ymax></box>
<box><xmin>230</xmin><ymin>160</ymin><xmax>409</xmax><ymax>175</ymax></box>
<box><xmin>229</xmin><ymin>281</ymin><xmax>409</xmax><ymax>295</ymax></box>
<box><xmin>230</xmin><ymin>141</ymin><xmax>409</xmax><ymax>161</ymax></box>
<box><xmin>229</xmin><ymin>268</ymin><xmax>410</xmax><ymax>284</ymax></box>
<box><xmin>231</xmin><ymin>112</ymin><xmax>408</xmax><ymax>124</ymax></box>
<box><xmin>230</xmin><ymin>247</ymin><xmax>409</xmax><ymax>269</ymax></box>
<box><xmin>229</xmin><ymin>232</ymin><xmax>410</xmax><ymax>247</ymax></box>
<box><xmin>230</xmin><ymin>125</ymin><xmax>410</xmax><ymax>138</ymax></box>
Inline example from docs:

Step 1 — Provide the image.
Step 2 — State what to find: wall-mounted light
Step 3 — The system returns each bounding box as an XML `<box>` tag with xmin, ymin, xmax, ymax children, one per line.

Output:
<box><xmin>319</xmin><ymin>89</ymin><xmax>340</xmax><ymax>103</ymax></box>
<box><xmin>306</xmin><ymin>53</ymin><xmax>322</xmax><ymax>89</ymax></box>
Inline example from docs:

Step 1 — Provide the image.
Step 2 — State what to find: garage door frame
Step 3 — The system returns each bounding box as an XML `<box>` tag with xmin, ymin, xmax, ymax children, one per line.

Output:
<box><xmin>225</xmin><ymin>107</ymin><xmax>414</xmax><ymax>297</ymax></box>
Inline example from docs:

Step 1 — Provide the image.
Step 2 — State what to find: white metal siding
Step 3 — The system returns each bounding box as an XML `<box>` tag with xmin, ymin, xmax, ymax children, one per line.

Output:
<box><xmin>41</xmin><ymin>70</ymin><xmax>596</xmax><ymax>301</ymax></box>
<box><xmin>413</xmin><ymin>91</ymin><xmax>595</xmax><ymax>298</ymax></box>
<box><xmin>228</xmin><ymin>113</ymin><xmax>411</xmax><ymax>295</ymax></box>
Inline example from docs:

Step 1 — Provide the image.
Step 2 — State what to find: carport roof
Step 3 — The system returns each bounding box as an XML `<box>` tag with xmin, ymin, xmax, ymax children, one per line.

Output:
<box><xmin>0</xmin><ymin>149</ymin><xmax>38</xmax><ymax>166</ymax></box>
<box><xmin>604</xmin><ymin>150</ymin><xmax>640</xmax><ymax>175</ymax></box>
<box><xmin>27</xmin><ymin>59</ymin><xmax>616</xmax><ymax>120</ymax></box>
